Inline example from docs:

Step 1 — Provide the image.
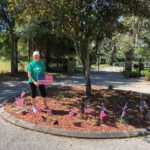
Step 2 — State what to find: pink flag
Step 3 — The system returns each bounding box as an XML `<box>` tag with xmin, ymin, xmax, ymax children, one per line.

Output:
<box><xmin>15</xmin><ymin>97</ymin><xmax>24</xmax><ymax>107</ymax></box>
<box><xmin>20</xmin><ymin>90</ymin><xmax>25</xmax><ymax>98</ymax></box>
<box><xmin>121</xmin><ymin>102</ymin><xmax>128</xmax><ymax>117</ymax></box>
<box><xmin>99</xmin><ymin>110</ymin><xmax>107</xmax><ymax>118</ymax></box>
<box><xmin>99</xmin><ymin>103</ymin><xmax>107</xmax><ymax>119</ymax></box>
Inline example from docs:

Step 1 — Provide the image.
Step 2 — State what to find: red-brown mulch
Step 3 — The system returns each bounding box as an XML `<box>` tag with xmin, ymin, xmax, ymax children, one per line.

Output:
<box><xmin>4</xmin><ymin>86</ymin><xmax>150</xmax><ymax>132</ymax></box>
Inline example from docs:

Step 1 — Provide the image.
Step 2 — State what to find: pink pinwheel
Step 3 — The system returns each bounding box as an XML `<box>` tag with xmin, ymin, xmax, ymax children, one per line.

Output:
<box><xmin>99</xmin><ymin>109</ymin><xmax>107</xmax><ymax>118</ymax></box>
<box><xmin>68</xmin><ymin>108</ymin><xmax>75</xmax><ymax>117</ymax></box>
<box><xmin>47</xmin><ymin>109</ymin><xmax>53</xmax><ymax>116</ymax></box>
<box><xmin>99</xmin><ymin>102</ymin><xmax>107</xmax><ymax>122</ymax></box>
<box><xmin>84</xmin><ymin>104</ymin><xmax>93</xmax><ymax>115</ymax></box>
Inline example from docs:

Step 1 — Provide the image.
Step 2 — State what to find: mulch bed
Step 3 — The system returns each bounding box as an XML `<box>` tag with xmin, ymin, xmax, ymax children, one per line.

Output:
<box><xmin>4</xmin><ymin>86</ymin><xmax>150</xmax><ymax>132</ymax></box>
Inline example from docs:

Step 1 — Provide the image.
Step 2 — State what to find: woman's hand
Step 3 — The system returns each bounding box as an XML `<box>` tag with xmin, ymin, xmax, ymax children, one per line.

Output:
<box><xmin>28</xmin><ymin>72</ymin><xmax>38</xmax><ymax>86</ymax></box>
<box><xmin>34</xmin><ymin>81</ymin><xmax>38</xmax><ymax>86</ymax></box>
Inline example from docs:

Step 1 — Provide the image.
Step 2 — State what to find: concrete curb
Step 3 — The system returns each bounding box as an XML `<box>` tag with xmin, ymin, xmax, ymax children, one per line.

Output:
<box><xmin>0</xmin><ymin>107</ymin><xmax>150</xmax><ymax>139</ymax></box>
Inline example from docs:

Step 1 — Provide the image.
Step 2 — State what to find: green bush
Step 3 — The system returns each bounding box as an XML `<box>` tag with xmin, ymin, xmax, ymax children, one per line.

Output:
<box><xmin>144</xmin><ymin>71</ymin><xmax>150</xmax><ymax>81</ymax></box>
<box><xmin>130</xmin><ymin>70</ymin><xmax>140</xmax><ymax>78</ymax></box>
<box><xmin>121</xmin><ymin>70</ymin><xmax>140</xmax><ymax>78</ymax></box>
<box><xmin>75</xmin><ymin>67</ymin><xmax>83</xmax><ymax>73</ymax></box>
<box><xmin>108</xmin><ymin>84</ymin><xmax>113</xmax><ymax>90</ymax></box>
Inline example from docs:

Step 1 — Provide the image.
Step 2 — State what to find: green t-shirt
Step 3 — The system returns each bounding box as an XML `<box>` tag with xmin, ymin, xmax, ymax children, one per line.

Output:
<box><xmin>27</xmin><ymin>60</ymin><xmax>46</xmax><ymax>83</ymax></box>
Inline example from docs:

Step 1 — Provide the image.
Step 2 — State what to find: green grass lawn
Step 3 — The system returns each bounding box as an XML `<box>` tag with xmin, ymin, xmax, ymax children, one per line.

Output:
<box><xmin>91</xmin><ymin>64</ymin><xmax>111</xmax><ymax>69</ymax></box>
<box><xmin>0</xmin><ymin>60</ymin><xmax>11</xmax><ymax>73</ymax></box>
<box><xmin>0</xmin><ymin>60</ymin><xmax>28</xmax><ymax>74</ymax></box>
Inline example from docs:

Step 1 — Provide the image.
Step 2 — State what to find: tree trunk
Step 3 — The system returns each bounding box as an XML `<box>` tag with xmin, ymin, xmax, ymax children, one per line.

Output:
<box><xmin>110</xmin><ymin>45</ymin><xmax>116</xmax><ymax>66</ymax></box>
<box><xmin>82</xmin><ymin>50</ymin><xmax>91</xmax><ymax>96</ymax></box>
<box><xmin>14</xmin><ymin>36</ymin><xmax>18</xmax><ymax>73</ymax></box>
<box><xmin>27</xmin><ymin>38</ymin><xmax>31</xmax><ymax>62</ymax></box>
<box><xmin>125</xmin><ymin>50</ymin><xmax>133</xmax><ymax>77</ymax></box>
<box><xmin>57</xmin><ymin>56</ymin><xmax>59</xmax><ymax>68</ymax></box>
<box><xmin>10</xmin><ymin>33</ymin><xmax>15</xmax><ymax>75</ymax></box>
<box><xmin>68</xmin><ymin>57</ymin><xmax>75</xmax><ymax>74</ymax></box>
<box><xmin>45</xmin><ymin>37</ymin><xmax>50</xmax><ymax>71</ymax></box>
<box><xmin>10</xmin><ymin>32</ymin><xmax>18</xmax><ymax>75</ymax></box>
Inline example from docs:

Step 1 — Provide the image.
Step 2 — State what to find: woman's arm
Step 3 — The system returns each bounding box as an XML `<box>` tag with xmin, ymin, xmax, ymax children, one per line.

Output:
<box><xmin>28</xmin><ymin>72</ymin><xmax>38</xmax><ymax>85</ymax></box>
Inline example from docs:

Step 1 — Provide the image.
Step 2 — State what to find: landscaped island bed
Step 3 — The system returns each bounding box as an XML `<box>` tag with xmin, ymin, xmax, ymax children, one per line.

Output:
<box><xmin>4</xmin><ymin>86</ymin><xmax>150</xmax><ymax>132</ymax></box>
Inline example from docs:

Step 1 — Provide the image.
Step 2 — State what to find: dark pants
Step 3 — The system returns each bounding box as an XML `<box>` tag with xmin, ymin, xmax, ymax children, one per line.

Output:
<box><xmin>29</xmin><ymin>82</ymin><xmax>46</xmax><ymax>98</ymax></box>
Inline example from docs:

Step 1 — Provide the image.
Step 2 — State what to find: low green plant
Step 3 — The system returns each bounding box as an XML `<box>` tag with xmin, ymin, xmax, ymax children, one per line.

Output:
<box><xmin>108</xmin><ymin>84</ymin><xmax>113</xmax><ymax>90</ymax></box>
<box><xmin>130</xmin><ymin>70</ymin><xmax>140</xmax><ymax>78</ymax></box>
<box><xmin>74</xmin><ymin>67</ymin><xmax>83</xmax><ymax>73</ymax></box>
<box><xmin>121</xmin><ymin>70</ymin><xmax>140</xmax><ymax>78</ymax></box>
<box><xmin>144</xmin><ymin>71</ymin><xmax>150</xmax><ymax>81</ymax></box>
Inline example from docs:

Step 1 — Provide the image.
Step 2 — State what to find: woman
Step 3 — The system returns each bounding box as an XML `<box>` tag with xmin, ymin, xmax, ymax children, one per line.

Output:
<box><xmin>27</xmin><ymin>51</ymin><xmax>48</xmax><ymax>112</ymax></box>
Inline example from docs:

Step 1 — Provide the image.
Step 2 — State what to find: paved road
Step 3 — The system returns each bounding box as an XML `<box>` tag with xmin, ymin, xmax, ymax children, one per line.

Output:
<box><xmin>56</xmin><ymin>72</ymin><xmax>150</xmax><ymax>94</ymax></box>
<box><xmin>0</xmin><ymin>67</ymin><xmax>150</xmax><ymax>150</ymax></box>
<box><xmin>1</xmin><ymin>67</ymin><xmax>149</xmax><ymax>103</ymax></box>
<box><xmin>0</xmin><ymin>117</ymin><xmax>150</xmax><ymax>150</ymax></box>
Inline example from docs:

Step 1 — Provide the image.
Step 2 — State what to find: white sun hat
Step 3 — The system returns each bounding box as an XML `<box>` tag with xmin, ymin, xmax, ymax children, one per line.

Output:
<box><xmin>33</xmin><ymin>51</ymin><xmax>40</xmax><ymax>57</ymax></box>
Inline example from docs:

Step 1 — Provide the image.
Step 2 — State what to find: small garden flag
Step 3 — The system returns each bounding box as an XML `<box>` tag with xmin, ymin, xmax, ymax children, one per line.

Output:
<box><xmin>99</xmin><ymin>107</ymin><xmax>107</xmax><ymax>118</ymax></box>
<box><xmin>139</xmin><ymin>100</ymin><xmax>149</xmax><ymax>113</ymax></box>
<box><xmin>20</xmin><ymin>90</ymin><xmax>25</xmax><ymax>98</ymax></box>
<box><xmin>68</xmin><ymin>107</ymin><xmax>75</xmax><ymax>117</ymax></box>
<box><xmin>101</xmin><ymin>102</ymin><xmax>107</xmax><ymax>112</ymax></box>
<box><xmin>84</xmin><ymin>104</ymin><xmax>93</xmax><ymax>115</ymax></box>
<box><xmin>121</xmin><ymin>102</ymin><xmax>128</xmax><ymax>118</ymax></box>
<box><xmin>37</xmin><ymin>73</ymin><xmax>53</xmax><ymax>85</ymax></box>
<box><xmin>99</xmin><ymin>103</ymin><xmax>107</xmax><ymax>121</ymax></box>
<box><xmin>36</xmin><ymin>103</ymin><xmax>41</xmax><ymax>112</ymax></box>
<box><xmin>15</xmin><ymin>97</ymin><xmax>24</xmax><ymax>107</ymax></box>
<box><xmin>48</xmin><ymin>109</ymin><xmax>53</xmax><ymax>116</ymax></box>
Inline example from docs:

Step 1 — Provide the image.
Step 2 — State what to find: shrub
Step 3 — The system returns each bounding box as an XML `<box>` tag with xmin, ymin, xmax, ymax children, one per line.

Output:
<box><xmin>108</xmin><ymin>85</ymin><xmax>113</xmax><ymax>90</ymax></box>
<box><xmin>121</xmin><ymin>70</ymin><xmax>140</xmax><ymax>78</ymax></box>
<box><xmin>130</xmin><ymin>70</ymin><xmax>140</xmax><ymax>78</ymax></box>
<box><xmin>144</xmin><ymin>71</ymin><xmax>150</xmax><ymax>81</ymax></box>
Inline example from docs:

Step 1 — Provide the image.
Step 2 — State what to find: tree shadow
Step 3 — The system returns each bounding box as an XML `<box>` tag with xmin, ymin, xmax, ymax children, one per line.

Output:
<box><xmin>143</xmin><ymin>133</ymin><xmax>150</xmax><ymax>143</ymax></box>
<box><xmin>52</xmin><ymin>109</ymin><xmax>68</xmax><ymax>116</ymax></box>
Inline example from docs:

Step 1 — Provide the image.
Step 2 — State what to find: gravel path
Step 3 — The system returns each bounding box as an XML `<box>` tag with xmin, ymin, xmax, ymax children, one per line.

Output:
<box><xmin>0</xmin><ymin>67</ymin><xmax>149</xmax><ymax>150</ymax></box>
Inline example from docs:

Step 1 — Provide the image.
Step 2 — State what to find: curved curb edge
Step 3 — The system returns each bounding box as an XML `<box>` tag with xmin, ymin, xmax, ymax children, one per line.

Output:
<box><xmin>0</xmin><ymin>107</ymin><xmax>150</xmax><ymax>139</ymax></box>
